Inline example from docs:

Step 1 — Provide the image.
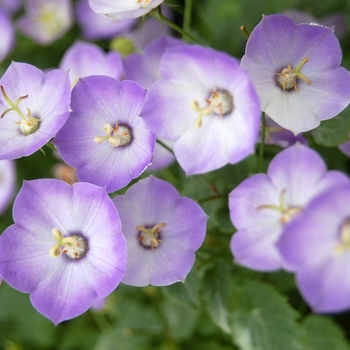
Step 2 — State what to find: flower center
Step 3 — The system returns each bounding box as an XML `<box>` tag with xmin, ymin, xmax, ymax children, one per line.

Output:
<box><xmin>136</xmin><ymin>0</ymin><xmax>151</xmax><ymax>9</ymax></box>
<box><xmin>49</xmin><ymin>228</ymin><xmax>88</xmax><ymax>259</ymax></box>
<box><xmin>334</xmin><ymin>218</ymin><xmax>350</xmax><ymax>255</ymax></box>
<box><xmin>136</xmin><ymin>222</ymin><xmax>166</xmax><ymax>249</ymax></box>
<box><xmin>257</xmin><ymin>189</ymin><xmax>303</xmax><ymax>224</ymax></box>
<box><xmin>276</xmin><ymin>57</ymin><xmax>311</xmax><ymax>91</ymax></box>
<box><xmin>190</xmin><ymin>89</ymin><xmax>234</xmax><ymax>128</ymax></box>
<box><xmin>1</xmin><ymin>86</ymin><xmax>41</xmax><ymax>135</ymax></box>
<box><xmin>94</xmin><ymin>123</ymin><xmax>132</xmax><ymax>147</ymax></box>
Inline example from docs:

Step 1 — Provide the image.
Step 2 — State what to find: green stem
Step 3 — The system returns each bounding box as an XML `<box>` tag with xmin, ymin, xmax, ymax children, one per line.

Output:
<box><xmin>183</xmin><ymin>0</ymin><xmax>192</xmax><ymax>42</ymax></box>
<box><xmin>151</xmin><ymin>9</ymin><xmax>204</xmax><ymax>46</ymax></box>
<box><xmin>259</xmin><ymin>112</ymin><xmax>266</xmax><ymax>173</ymax></box>
<box><xmin>156</xmin><ymin>139</ymin><xmax>174</xmax><ymax>154</ymax></box>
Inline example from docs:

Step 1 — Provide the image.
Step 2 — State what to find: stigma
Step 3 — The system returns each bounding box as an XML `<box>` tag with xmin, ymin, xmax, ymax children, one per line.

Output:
<box><xmin>137</xmin><ymin>222</ymin><xmax>166</xmax><ymax>249</ymax></box>
<box><xmin>94</xmin><ymin>123</ymin><xmax>132</xmax><ymax>147</ymax></box>
<box><xmin>190</xmin><ymin>89</ymin><xmax>233</xmax><ymax>128</ymax></box>
<box><xmin>1</xmin><ymin>86</ymin><xmax>41</xmax><ymax>135</ymax></box>
<box><xmin>49</xmin><ymin>228</ymin><xmax>88</xmax><ymax>259</ymax></box>
<box><xmin>276</xmin><ymin>57</ymin><xmax>312</xmax><ymax>91</ymax></box>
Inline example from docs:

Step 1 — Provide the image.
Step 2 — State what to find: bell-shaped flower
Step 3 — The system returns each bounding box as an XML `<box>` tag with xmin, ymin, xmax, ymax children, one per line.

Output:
<box><xmin>0</xmin><ymin>179</ymin><xmax>127</xmax><ymax>324</ymax></box>
<box><xmin>17</xmin><ymin>0</ymin><xmax>73</xmax><ymax>45</ymax></box>
<box><xmin>59</xmin><ymin>41</ymin><xmax>123</xmax><ymax>88</ymax></box>
<box><xmin>241</xmin><ymin>14</ymin><xmax>350</xmax><ymax>135</ymax></box>
<box><xmin>53</xmin><ymin>76</ymin><xmax>156</xmax><ymax>193</ymax></box>
<box><xmin>88</xmin><ymin>0</ymin><xmax>165</xmax><ymax>20</ymax></box>
<box><xmin>229</xmin><ymin>143</ymin><xmax>349</xmax><ymax>271</ymax></box>
<box><xmin>278</xmin><ymin>184</ymin><xmax>350</xmax><ymax>313</ymax></box>
<box><xmin>112</xmin><ymin>176</ymin><xmax>207</xmax><ymax>286</ymax></box>
<box><xmin>0</xmin><ymin>62</ymin><xmax>70</xmax><ymax>160</ymax></box>
<box><xmin>141</xmin><ymin>45</ymin><xmax>260</xmax><ymax>175</ymax></box>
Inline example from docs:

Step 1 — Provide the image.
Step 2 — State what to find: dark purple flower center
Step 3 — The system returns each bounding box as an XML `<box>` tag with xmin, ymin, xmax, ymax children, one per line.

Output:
<box><xmin>276</xmin><ymin>57</ymin><xmax>311</xmax><ymax>91</ymax></box>
<box><xmin>136</xmin><ymin>222</ymin><xmax>166</xmax><ymax>249</ymax></box>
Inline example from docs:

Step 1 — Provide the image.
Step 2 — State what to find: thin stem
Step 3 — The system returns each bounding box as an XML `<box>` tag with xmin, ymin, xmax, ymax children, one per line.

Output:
<box><xmin>156</xmin><ymin>139</ymin><xmax>174</xmax><ymax>154</ymax></box>
<box><xmin>259</xmin><ymin>112</ymin><xmax>266</xmax><ymax>173</ymax></box>
<box><xmin>183</xmin><ymin>0</ymin><xmax>192</xmax><ymax>42</ymax></box>
<box><xmin>240</xmin><ymin>25</ymin><xmax>250</xmax><ymax>39</ymax></box>
<box><xmin>151</xmin><ymin>9</ymin><xmax>205</xmax><ymax>46</ymax></box>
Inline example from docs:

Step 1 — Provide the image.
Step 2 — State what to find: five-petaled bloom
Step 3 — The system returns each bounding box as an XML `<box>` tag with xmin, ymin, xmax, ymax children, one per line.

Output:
<box><xmin>0</xmin><ymin>62</ymin><xmax>70</xmax><ymax>160</ymax></box>
<box><xmin>229</xmin><ymin>143</ymin><xmax>349</xmax><ymax>271</ymax></box>
<box><xmin>141</xmin><ymin>45</ymin><xmax>260</xmax><ymax>175</ymax></box>
<box><xmin>53</xmin><ymin>76</ymin><xmax>156</xmax><ymax>193</ymax></box>
<box><xmin>0</xmin><ymin>179</ymin><xmax>127</xmax><ymax>324</ymax></box>
<box><xmin>278</xmin><ymin>184</ymin><xmax>350</xmax><ymax>313</ymax></box>
<box><xmin>112</xmin><ymin>176</ymin><xmax>208</xmax><ymax>287</ymax></box>
<box><xmin>241</xmin><ymin>14</ymin><xmax>350</xmax><ymax>135</ymax></box>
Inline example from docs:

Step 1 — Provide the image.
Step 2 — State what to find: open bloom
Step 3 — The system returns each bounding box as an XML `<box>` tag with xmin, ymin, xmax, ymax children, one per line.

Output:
<box><xmin>0</xmin><ymin>62</ymin><xmax>70</xmax><ymax>160</ymax></box>
<box><xmin>88</xmin><ymin>0</ymin><xmax>165</xmax><ymax>20</ymax></box>
<box><xmin>53</xmin><ymin>76</ymin><xmax>155</xmax><ymax>193</ymax></box>
<box><xmin>278</xmin><ymin>184</ymin><xmax>350</xmax><ymax>313</ymax></box>
<box><xmin>112</xmin><ymin>176</ymin><xmax>207</xmax><ymax>286</ymax></box>
<box><xmin>17</xmin><ymin>0</ymin><xmax>73</xmax><ymax>45</ymax></box>
<box><xmin>229</xmin><ymin>143</ymin><xmax>349</xmax><ymax>271</ymax></box>
<box><xmin>141</xmin><ymin>45</ymin><xmax>260</xmax><ymax>175</ymax></box>
<box><xmin>241</xmin><ymin>14</ymin><xmax>350</xmax><ymax>135</ymax></box>
<box><xmin>0</xmin><ymin>160</ymin><xmax>16</xmax><ymax>215</ymax></box>
<box><xmin>0</xmin><ymin>179</ymin><xmax>127</xmax><ymax>324</ymax></box>
<box><xmin>59</xmin><ymin>41</ymin><xmax>123</xmax><ymax>88</ymax></box>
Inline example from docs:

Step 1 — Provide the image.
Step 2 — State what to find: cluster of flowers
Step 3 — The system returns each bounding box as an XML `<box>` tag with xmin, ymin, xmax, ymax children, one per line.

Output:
<box><xmin>1</xmin><ymin>0</ymin><xmax>350</xmax><ymax>323</ymax></box>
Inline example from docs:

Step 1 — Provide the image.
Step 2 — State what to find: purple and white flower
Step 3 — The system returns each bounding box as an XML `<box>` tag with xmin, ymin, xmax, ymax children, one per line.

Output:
<box><xmin>278</xmin><ymin>184</ymin><xmax>350</xmax><ymax>313</ymax></box>
<box><xmin>141</xmin><ymin>45</ymin><xmax>260</xmax><ymax>175</ymax></box>
<box><xmin>112</xmin><ymin>176</ymin><xmax>207</xmax><ymax>286</ymax></box>
<box><xmin>53</xmin><ymin>76</ymin><xmax>155</xmax><ymax>193</ymax></box>
<box><xmin>241</xmin><ymin>14</ymin><xmax>350</xmax><ymax>135</ymax></box>
<box><xmin>0</xmin><ymin>179</ymin><xmax>127</xmax><ymax>324</ymax></box>
<box><xmin>0</xmin><ymin>160</ymin><xmax>16</xmax><ymax>215</ymax></box>
<box><xmin>0</xmin><ymin>62</ymin><xmax>70</xmax><ymax>160</ymax></box>
<box><xmin>59</xmin><ymin>41</ymin><xmax>123</xmax><ymax>88</ymax></box>
<box><xmin>17</xmin><ymin>0</ymin><xmax>73</xmax><ymax>45</ymax></box>
<box><xmin>229</xmin><ymin>143</ymin><xmax>349</xmax><ymax>271</ymax></box>
<box><xmin>88</xmin><ymin>0</ymin><xmax>164</xmax><ymax>20</ymax></box>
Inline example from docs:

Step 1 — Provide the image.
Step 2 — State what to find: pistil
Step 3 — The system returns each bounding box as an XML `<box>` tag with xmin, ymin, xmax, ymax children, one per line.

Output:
<box><xmin>94</xmin><ymin>123</ymin><xmax>132</xmax><ymax>147</ymax></box>
<box><xmin>137</xmin><ymin>222</ymin><xmax>166</xmax><ymax>249</ymax></box>
<box><xmin>276</xmin><ymin>57</ymin><xmax>311</xmax><ymax>91</ymax></box>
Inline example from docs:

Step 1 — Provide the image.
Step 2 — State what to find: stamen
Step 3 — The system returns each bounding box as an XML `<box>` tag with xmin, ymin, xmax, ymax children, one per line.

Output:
<box><xmin>190</xmin><ymin>89</ymin><xmax>233</xmax><ymax>128</ymax></box>
<box><xmin>1</xmin><ymin>86</ymin><xmax>41</xmax><ymax>135</ymax></box>
<box><xmin>276</xmin><ymin>57</ymin><xmax>311</xmax><ymax>91</ymax></box>
<box><xmin>137</xmin><ymin>222</ymin><xmax>166</xmax><ymax>249</ymax></box>
<box><xmin>136</xmin><ymin>0</ymin><xmax>151</xmax><ymax>9</ymax></box>
<box><xmin>334</xmin><ymin>218</ymin><xmax>350</xmax><ymax>255</ymax></box>
<box><xmin>94</xmin><ymin>123</ymin><xmax>132</xmax><ymax>147</ymax></box>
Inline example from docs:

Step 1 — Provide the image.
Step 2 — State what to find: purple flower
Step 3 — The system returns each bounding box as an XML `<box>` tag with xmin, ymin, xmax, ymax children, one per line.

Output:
<box><xmin>229</xmin><ymin>143</ymin><xmax>349</xmax><ymax>271</ymax></box>
<box><xmin>88</xmin><ymin>0</ymin><xmax>165</xmax><ymax>20</ymax></box>
<box><xmin>141</xmin><ymin>45</ymin><xmax>260</xmax><ymax>175</ymax></box>
<box><xmin>0</xmin><ymin>10</ymin><xmax>15</xmax><ymax>63</ymax></box>
<box><xmin>0</xmin><ymin>62</ymin><xmax>70</xmax><ymax>160</ymax></box>
<box><xmin>0</xmin><ymin>179</ymin><xmax>127</xmax><ymax>324</ymax></box>
<box><xmin>0</xmin><ymin>0</ymin><xmax>21</xmax><ymax>15</ymax></box>
<box><xmin>17</xmin><ymin>0</ymin><xmax>73</xmax><ymax>45</ymax></box>
<box><xmin>75</xmin><ymin>0</ymin><xmax>136</xmax><ymax>40</ymax></box>
<box><xmin>53</xmin><ymin>76</ymin><xmax>156</xmax><ymax>193</ymax></box>
<box><xmin>278</xmin><ymin>184</ymin><xmax>350</xmax><ymax>313</ymax></box>
<box><xmin>59</xmin><ymin>41</ymin><xmax>123</xmax><ymax>87</ymax></box>
<box><xmin>241</xmin><ymin>15</ymin><xmax>350</xmax><ymax>135</ymax></box>
<box><xmin>112</xmin><ymin>176</ymin><xmax>207</xmax><ymax>286</ymax></box>
<box><xmin>0</xmin><ymin>160</ymin><xmax>16</xmax><ymax>215</ymax></box>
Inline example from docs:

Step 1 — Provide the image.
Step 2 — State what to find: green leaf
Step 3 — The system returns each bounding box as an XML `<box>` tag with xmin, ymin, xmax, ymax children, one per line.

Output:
<box><xmin>202</xmin><ymin>260</ymin><xmax>234</xmax><ymax>334</ymax></box>
<box><xmin>313</xmin><ymin>108</ymin><xmax>350</xmax><ymax>147</ymax></box>
<box><xmin>161</xmin><ymin>268</ymin><xmax>201</xmax><ymax>308</ymax></box>
<box><xmin>228</xmin><ymin>280</ymin><xmax>305</xmax><ymax>350</ymax></box>
<box><xmin>301</xmin><ymin>315</ymin><xmax>350</xmax><ymax>350</ymax></box>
